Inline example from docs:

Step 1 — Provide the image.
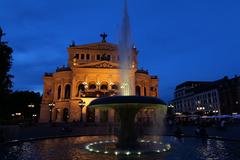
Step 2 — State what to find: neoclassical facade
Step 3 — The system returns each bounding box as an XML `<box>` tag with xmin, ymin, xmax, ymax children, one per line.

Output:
<box><xmin>39</xmin><ymin>35</ymin><xmax>159</xmax><ymax>123</ymax></box>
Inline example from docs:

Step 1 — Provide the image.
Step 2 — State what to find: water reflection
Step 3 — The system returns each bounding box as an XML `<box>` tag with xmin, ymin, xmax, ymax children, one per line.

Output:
<box><xmin>0</xmin><ymin>136</ymin><xmax>240</xmax><ymax>160</ymax></box>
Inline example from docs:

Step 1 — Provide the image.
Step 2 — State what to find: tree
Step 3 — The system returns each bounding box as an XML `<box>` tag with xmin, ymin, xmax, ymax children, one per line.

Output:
<box><xmin>0</xmin><ymin>27</ymin><xmax>13</xmax><ymax>118</ymax></box>
<box><xmin>8</xmin><ymin>91</ymin><xmax>42</xmax><ymax>123</ymax></box>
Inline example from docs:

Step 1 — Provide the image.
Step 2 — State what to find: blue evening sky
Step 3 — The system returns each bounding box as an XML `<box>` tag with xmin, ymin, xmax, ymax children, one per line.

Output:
<box><xmin>1</xmin><ymin>0</ymin><xmax>240</xmax><ymax>102</ymax></box>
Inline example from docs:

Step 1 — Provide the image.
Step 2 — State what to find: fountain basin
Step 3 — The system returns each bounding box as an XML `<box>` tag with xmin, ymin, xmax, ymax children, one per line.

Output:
<box><xmin>89</xmin><ymin>96</ymin><xmax>166</xmax><ymax>149</ymax></box>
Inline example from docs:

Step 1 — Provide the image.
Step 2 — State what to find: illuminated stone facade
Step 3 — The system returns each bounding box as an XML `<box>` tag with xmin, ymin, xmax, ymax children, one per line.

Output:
<box><xmin>39</xmin><ymin>36</ymin><xmax>159</xmax><ymax>123</ymax></box>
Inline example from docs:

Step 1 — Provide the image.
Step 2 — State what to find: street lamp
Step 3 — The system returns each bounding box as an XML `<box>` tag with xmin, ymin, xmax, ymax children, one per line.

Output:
<box><xmin>213</xmin><ymin>110</ymin><xmax>219</xmax><ymax>115</ymax></box>
<box><xmin>196</xmin><ymin>106</ymin><xmax>205</xmax><ymax>115</ymax></box>
<box><xmin>196</xmin><ymin>100</ymin><xmax>205</xmax><ymax>115</ymax></box>
<box><xmin>168</xmin><ymin>104</ymin><xmax>174</xmax><ymax>109</ymax></box>
<box><xmin>167</xmin><ymin>104</ymin><xmax>175</xmax><ymax>115</ymax></box>
<box><xmin>48</xmin><ymin>102</ymin><xmax>55</xmax><ymax>123</ymax></box>
<box><xmin>28</xmin><ymin>104</ymin><xmax>34</xmax><ymax>108</ymax></box>
<box><xmin>28</xmin><ymin>104</ymin><xmax>35</xmax><ymax>120</ymax></box>
<box><xmin>79</xmin><ymin>100</ymin><xmax>86</xmax><ymax>123</ymax></box>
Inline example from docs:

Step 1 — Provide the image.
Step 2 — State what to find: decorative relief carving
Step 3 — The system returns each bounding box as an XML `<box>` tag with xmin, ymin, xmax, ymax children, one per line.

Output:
<box><xmin>77</xmin><ymin>44</ymin><xmax>117</xmax><ymax>51</ymax></box>
<box><xmin>95</xmin><ymin>62</ymin><xmax>113</xmax><ymax>68</ymax></box>
<box><xmin>78</xmin><ymin>62</ymin><xmax>119</xmax><ymax>69</ymax></box>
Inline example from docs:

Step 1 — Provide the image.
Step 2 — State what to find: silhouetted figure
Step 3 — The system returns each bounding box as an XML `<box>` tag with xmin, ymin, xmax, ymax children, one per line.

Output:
<box><xmin>108</xmin><ymin>123</ymin><xmax>113</xmax><ymax>135</ymax></box>
<box><xmin>199</xmin><ymin>127</ymin><xmax>208</xmax><ymax>137</ymax></box>
<box><xmin>220</xmin><ymin>120</ymin><xmax>226</xmax><ymax>130</ymax></box>
<box><xmin>174</xmin><ymin>127</ymin><xmax>183</xmax><ymax>137</ymax></box>
<box><xmin>168</xmin><ymin>119</ymin><xmax>173</xmax><ymax>127</ymax></box>
<box><xmin>100</xmin><ymin>33</ymin><xmax>107</xmax><ymax>43</ymax></box>
<box><xmin>195</xmin><ymin>126</ymin><xmax>201</xmax><ymax>136</ymax></box>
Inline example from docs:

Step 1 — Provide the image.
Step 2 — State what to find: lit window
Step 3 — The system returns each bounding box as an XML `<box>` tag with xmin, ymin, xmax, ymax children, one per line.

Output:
<box><xmin>64</xmin><ymin>84</ymin><xmax>71</xmax><ymax>99</ymax></box>
<box><xmin>136</xmin><ymin>86</ymin><xmax>141</xmax><ymax>96</ymax></box>
<box><xmin>81</xmin><ymin>54</ymin><xmax>85</xmax><ymax>60</ymax></box>
<box><xmin>89</xmin><ymin>84</ymin><xmax>96</xmax><ymax>90</ymax></box>
<box><xmin>75</xmin><ymin>54</ymin><xmax>79</xmax><ymax>59</ymax></box>
<box><xmin>57</xmin><ymin>85</ymin><xmax>61</xmax><ymax>99</ymax></box>
<box><xmin>100</xmin><ymin>84</ymin><xmax>108</xmax><ymax>90</ymax></box>
<box><xmin>97</xmin><ymin>54</ymin><xmax>101</xmax><ymax>60</ymax></box>
<box><xmin>107</xmin><ymin>55</ymin><xmax>111</xmax><ymax>60</ymax></box>
<box><xmin>111</xmin><ymin>85</ymin><xmax>118</xmax><ymax>90</ymax></box>
<box><xmin>86</xmin><ymin>54</ymin><xmax>90</xmax><ymax>60</ymax></box>
<box><xmin>78</xmin><ymin>84</ymin><xmax>85</xmax><ymax>92</ymax></box>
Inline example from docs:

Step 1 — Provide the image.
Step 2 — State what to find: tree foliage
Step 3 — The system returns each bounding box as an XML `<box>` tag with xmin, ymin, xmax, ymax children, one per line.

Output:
<box><xmin>8</xmin><ymin>91</ymin><xmax>42</xmax><ymax>117</ymax></box>
<box><xmin>0</xmin><ymin>91</ymin><xmax>42</xmax><ymax>124</ymax></box>
<box><xmin>0</xmin><ymin>27</ymin><xmax>13</xmax><ymax>118</ymax></box>
<box><xmin>0</xmin><ymin>43</ymin><xmax>13</xmax><ymax>95</ymax></box>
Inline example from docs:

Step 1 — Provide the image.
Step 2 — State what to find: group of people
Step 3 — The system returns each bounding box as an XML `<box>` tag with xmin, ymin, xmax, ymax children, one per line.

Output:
<box><xmin>173</xmin><ymin>126</ymin><xmax>208</xmax><ymax>138</ymax></box>
<box><xmin>168</xmin><ymin>115</ymin><xmax>235</xmax><ymax>130</ymax></box>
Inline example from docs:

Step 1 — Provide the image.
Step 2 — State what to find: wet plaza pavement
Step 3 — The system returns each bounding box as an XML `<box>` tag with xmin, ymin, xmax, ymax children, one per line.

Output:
<box><xmin>1</xmin><ymin>135</ymin><xmax>240</xmax><ymax>160</ymax></box>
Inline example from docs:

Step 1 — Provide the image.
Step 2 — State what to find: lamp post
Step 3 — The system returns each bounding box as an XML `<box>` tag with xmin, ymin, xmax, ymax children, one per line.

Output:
<box><xmin>212</xmin><ymin>110</ymin><xmax>219</xmax><ymax>115</ymax></box>
<box><xmin>196</xmin><ymin>101</ymin><xmax>205</xmax><ymax>115</ymax></box>
<box><xmin>196</xmin><ymin>106</ymin><xmax>205</xmax><ymax>115</ymax></box>
<box><xmin>28</xmin><ymin>104</ymin><xmax>35</xmax><ymax>123</ymax></box>
<box><xmin>79</xmin><ymin>100</ymin><xmax>86</xmax><ymax>123</ymax></box>
<box><xmin>48</xmin><ymin>102</ymin><xmax>55</xmax><ymax>123</ymax></box>
<box><xmin>167</xmin><ymin>104</ymin><xmax>175</xmax><ymax>116</ymax></box>
<box><xmin>28</xmin><ymin>104</ymin><xmax>35</xmax><ymax>115</ymax></box>
<box><xmin>168</xmin><ymin>104</ymin><xmax>174</xmax><ymax>108</ymax></box>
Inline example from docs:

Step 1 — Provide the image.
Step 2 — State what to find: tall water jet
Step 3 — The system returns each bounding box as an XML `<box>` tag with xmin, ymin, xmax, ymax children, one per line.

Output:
<box><xmin>119</xmin><ymin>0</ymin><xmax>135</xmax><ymax>96</ymax></box>
<box><xmin>88</xmin><ymin>0</ymin><xmax>167</xmax><ymax>152</ymax></box>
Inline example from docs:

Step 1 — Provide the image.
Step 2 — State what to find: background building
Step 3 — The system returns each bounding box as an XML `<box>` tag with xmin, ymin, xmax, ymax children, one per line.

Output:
<box><xmin>172</xmin><ymin>76</ymin><xmax>240</xmax><ymax>115</ymax></box>
<box><xmin>39</xmin><ymin>35</ymin><xmax>159</xmax><ymax>123</ymax></box>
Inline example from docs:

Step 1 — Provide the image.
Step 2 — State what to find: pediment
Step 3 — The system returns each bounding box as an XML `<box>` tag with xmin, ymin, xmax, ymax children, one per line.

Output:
<box><xmin>72</xmin><ymin>42</ymin><xmax>118</xmax><ymax>51</ymax></box>
<box><xmin>77</xmin><ymin>61</ymin><xmax>119</xmax><ymax>69</ymax></box>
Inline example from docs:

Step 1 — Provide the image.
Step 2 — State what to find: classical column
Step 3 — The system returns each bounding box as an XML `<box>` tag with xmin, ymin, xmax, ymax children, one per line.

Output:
<box><xmin>56</xmin><ymin>108</ymin><xmax>62</xmax><ymax>122</ymax></box>
<box><xmin>108</xmin><ymin>109</ymin><xmax>115</xmax><ymax>123</ymax></box>
<box><xmin>95</xmin><ymin>109</ymin><xmax>100</xmax><ymax>123</ymax></box>
<box><xmin>82</xmin><ymin>106</ymin><xmax>87</xmax><ymax>122</ymax></box>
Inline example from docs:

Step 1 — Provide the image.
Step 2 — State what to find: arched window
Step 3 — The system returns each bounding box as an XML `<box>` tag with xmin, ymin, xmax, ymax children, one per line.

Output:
<box><xmin>136</xmin><ymin>86</ymin><xmax>141</xmax><ymax>96</ymax></box>
<box><xmin>111</xmin><ymin>84</ymin><xmax>118</xmax><ymax>90</ymax></box>
<box><xmin>144</xmin><ymin>87</ymin><xmax>147</xmax><ymax>96</ymax></box>
<box><xmin>78</xmin><ymin>84</ymin><xmax>85</xmax><ymax>92</ymax></box>
<box><xmin>86</xmin><ymin>107</ymin><xmax>95</xmax><ymax>123</ymax></box>
<box><xmin>63</xmin><ymin>108</ymin><xmax>69</xmax><ymax>122</ymax></box>
<box><xmin>57</xmin><ymin>85</ymin><xmax>61</xmax><ymax>99</ymax></box>
<box><xmin>100</xmin><ymin>83</ymin><xmax>108</xmax><ymax>90</ymax></box>
<box><xmin>89</xmin><ymin>82</ymin><xmax>96</xmax><ymax>90</ymax></box>
<box><xmin>64</xmin><ymin>84</ymin><xmax>71</xmax><ymax>99</ymax></box>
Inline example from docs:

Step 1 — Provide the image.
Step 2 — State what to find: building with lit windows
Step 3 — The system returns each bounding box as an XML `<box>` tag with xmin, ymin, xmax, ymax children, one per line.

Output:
<box><xmin>39</xmin><ymin>35</ymin><xmax>159</xmax><ymax>123</ymax></box>
<box><xmin>172</xmin><ymin>81</ymin><xmax>221</xmax><ymax>115</ymax></box>
<box><xmin>172</xmin><ymin>76</ymin><xmax>240</xmax><ymax>115</ymax></box>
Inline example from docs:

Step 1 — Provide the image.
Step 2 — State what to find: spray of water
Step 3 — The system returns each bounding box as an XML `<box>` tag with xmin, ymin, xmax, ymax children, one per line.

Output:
<box><xmin>118</xmin><ymin>0</ymin><xmax>166</xmax><ymax>138</ymax></box>
<box><xmin>119</xmin><ymin>0</ymin><xmax>134</xmax><ymax>96</ymax></box>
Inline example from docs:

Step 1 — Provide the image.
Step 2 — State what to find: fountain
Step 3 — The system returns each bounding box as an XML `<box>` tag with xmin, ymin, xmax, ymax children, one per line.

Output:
<box><xmin>1</xmin><ymin>1</ymin><xmax>240</xmax><ymax>159</ymax></box>
<box><xmin>85</xmin><ymin>0</ymin><xmax>169</xmax><ymax>155</ymax></box>
<box><xmin>87</xmin><ymin>96</ymin><xmax>168</xmax><ymax>155</ymax></box>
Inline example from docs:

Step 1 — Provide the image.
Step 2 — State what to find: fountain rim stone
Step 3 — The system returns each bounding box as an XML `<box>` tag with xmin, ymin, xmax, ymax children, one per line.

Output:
<box><xmin>88</xmin><ymin>96</ymin><xmax>166</xmax><ymax>109</ymax></box>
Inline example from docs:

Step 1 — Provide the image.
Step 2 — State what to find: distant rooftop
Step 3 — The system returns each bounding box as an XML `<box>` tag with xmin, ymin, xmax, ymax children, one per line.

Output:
<box><xmin>56</xmin><ymin>66</ymin><xmax>71</xmax><ymax>72</ymax></box>
<box><xmin>176</xmin><ymin>81</ymin><xmax>210</xmax><ymax>90</ymax></box>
